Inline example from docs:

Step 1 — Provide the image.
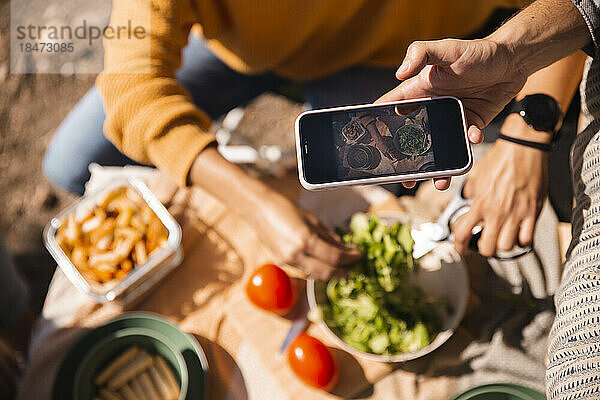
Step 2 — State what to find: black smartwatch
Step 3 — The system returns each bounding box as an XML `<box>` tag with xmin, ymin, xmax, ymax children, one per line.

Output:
<box><xmin>509</xmin><ymin>94</ymin><xmax>563</xmax><ymax>135</ymax></box>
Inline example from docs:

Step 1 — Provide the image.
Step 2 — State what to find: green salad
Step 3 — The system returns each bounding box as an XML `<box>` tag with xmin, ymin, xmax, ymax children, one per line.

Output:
<box><xmin>319</xmin><ymin>213</ymin><xmax>443</xmax><ymax>355</ymax></box>
<box><xmin>397</xmin><ymin>125</ymin><xmax>428</xmax><ymax>156</ymax></box>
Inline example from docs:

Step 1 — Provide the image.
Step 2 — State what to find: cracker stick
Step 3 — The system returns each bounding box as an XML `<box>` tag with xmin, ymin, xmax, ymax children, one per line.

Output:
<box><xmin>138</xmin><ymin>372</ymin><xmax>162</xmax><ymax>400</ymax></box>
<box><xmin>99</xmin><ymin>388</ymin><xmax>123</xmax><ymax>400</ymax></box>
<box><xmin>153</xmin><ymin>355</ymin><xmax>180</xmax><ymax>398</ymax></box>
<box><xmin>148</xmin><ymin>364</ymin><xmax>177</xmax><ymax>400</ymax></box>
<box><xmin>95</xmin><ymin>347</ymin><xmax>140</xmax><ymax>385</ymax></box>
<box><xmin>118</xmin><ymin>384</ymin><xmax>141</xmax><ymax>400</ymax></box>
<box><xmin>129</xmin><ymin>377</ymin><xmax>146</xmax><ymax>399</ymax></box>
<box><xmin>107</xmin><ymin>351</ymin><xmax>153</xmax><ymax>390</ymax></box>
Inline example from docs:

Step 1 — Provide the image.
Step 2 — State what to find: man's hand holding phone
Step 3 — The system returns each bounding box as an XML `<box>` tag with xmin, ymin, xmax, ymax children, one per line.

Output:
<box><xmin>375</xmin><ymin>38</ymin><xmax>529</xmax><ymax>190</ymax></box>
<box><xmin>296</xmin><ymin>97</ymin><xmax>472</xmax><ymax>190</ymax></box>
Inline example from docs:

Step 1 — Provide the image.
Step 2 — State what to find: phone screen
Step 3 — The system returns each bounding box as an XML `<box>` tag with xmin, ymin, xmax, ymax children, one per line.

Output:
<box><xmin>299</xmin><ymin>97</ymin><xmax>469</xmax><ymax>185</ymax></box>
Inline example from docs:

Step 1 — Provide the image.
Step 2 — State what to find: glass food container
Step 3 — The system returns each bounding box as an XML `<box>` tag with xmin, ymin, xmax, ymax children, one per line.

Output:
<box><xmin>43</xmin><ymin>178</ymin><xmax>183</xmax><ymax>304</ymax></box>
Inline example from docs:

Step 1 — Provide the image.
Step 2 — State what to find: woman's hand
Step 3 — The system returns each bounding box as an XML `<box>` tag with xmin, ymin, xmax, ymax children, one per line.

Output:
<box><xmin>452</xmin><ymin>139</ymin><xmax>547</xmax><ymax>256</ymax></box>
<box><xmin>250</xmin><ymin>191</ymin><xmax>360</xmax><ymax>279</ymax></box>
<box><xmin>190</xmin><ymin>147</ymin><xmax>360</xmax><ymax>279</ymax></box>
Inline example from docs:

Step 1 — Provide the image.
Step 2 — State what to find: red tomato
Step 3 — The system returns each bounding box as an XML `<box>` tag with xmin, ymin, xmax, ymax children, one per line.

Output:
<box><xmin>287</xmin><ymin>333</ymin><xmax>339</xmax><ymax>391</ymax></box>
<box><xmin>245</xmin><ymin>263</ymin><xmax>297</xmax><ymax>315</ymax></box>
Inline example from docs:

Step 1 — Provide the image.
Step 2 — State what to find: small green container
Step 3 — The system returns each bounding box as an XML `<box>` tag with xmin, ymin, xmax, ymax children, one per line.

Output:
<box><xmin>451</xmin><ymin>383</ymin><xmax>546</xmax><ymax>400</ymax></box>
<box><xmin>74</xmin><ymin>328</ymin><xmax>188</xmax><ymax>399</ymax></box>
<box><xmin>52</xmin><ymin>312</ymin><xmax>208</xmax><ymax>400</ymax></box>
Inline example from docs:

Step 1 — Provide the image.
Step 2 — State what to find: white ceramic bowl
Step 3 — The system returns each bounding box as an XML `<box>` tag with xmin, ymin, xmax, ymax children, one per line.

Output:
<box><xmin>307</xmin><ymin>244</ymin><xmax>469</xmax><ymax>363</ymax></box>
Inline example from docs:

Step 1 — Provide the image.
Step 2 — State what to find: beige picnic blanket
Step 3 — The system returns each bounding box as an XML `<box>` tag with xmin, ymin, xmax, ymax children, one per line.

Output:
<box><xmin>19</xmin><ymin>156</ymin><xmax>560</xmax><ymax>399</ymax></box>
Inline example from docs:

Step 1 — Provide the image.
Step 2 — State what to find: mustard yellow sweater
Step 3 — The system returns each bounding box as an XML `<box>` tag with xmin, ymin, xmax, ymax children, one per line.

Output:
<box><xmin>97</xmin><ymin>0</ymin><xmax>527</xmax><ymax>186</ymax></box>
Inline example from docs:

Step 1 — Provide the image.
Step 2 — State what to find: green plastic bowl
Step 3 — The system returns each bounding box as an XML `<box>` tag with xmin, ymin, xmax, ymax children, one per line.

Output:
<box><xmin>52</xmin><ymin>312</ymin><xmax>208</xmax><ymax>400</ymax></box>
<box><xmin>451</xmin><ymin>383</ymin><xmax>546</xmax><ymax>400</ymax></box>
<box><xmin>74</xmin><ymin>327</ymin><xmax>188</xmax><ymax>399</ymax></box>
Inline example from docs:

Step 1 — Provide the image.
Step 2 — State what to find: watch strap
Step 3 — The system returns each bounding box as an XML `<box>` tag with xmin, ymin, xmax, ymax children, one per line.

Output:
<box><xmin>509</xmin><ymin>94</ymin><xmax>562</xmax><ymax>136</ymax></box>
<box><xmin>498</xmin><ymin>133</ymin><xmax>552</xmax><ymax>151</ymax></box>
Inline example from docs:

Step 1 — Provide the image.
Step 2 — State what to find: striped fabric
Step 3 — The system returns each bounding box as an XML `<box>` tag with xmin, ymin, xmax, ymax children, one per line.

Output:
<box><xmin>546</xmin><ymin>41</ymin><xmax>600</xmax><ymax>400</ymax></box>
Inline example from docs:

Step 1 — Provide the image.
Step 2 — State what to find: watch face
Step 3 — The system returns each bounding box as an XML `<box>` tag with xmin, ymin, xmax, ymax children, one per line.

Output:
<box><xmin>522</xmin><ymin>94</ymin><xmax>561</xmax><ymax>132</ymax></box>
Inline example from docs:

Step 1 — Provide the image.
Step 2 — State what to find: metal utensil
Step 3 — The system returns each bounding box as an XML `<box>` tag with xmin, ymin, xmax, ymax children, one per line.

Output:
<box><xmin>410</xmin><ymin>185</ymin><xmax>533</xmax><ymax>260</ymax></box>
<box><xmin>278</xmin><ymin>295</ymin><xmax>310</xmax><ymax>354</ymax></box>
<box><xmin>278</xmin><ymin>317</ymin><xmax>309</xmax><ymax>355</ymax></box>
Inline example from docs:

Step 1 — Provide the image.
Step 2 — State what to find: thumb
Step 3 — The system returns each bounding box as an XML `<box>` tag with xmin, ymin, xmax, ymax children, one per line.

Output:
<box><xmin>396</xmin><ymin>39</ymin><xmax>460</xmax><ymax>80</ymax></box>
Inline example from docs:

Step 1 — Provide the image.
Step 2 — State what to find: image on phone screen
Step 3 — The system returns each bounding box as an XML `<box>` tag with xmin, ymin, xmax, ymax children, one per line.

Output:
<box><xmin>333</xmin><ymin>104</ymin><xmax>434</xmax><ymax>179</ymax></box>
<box><xmin>298</xmin><ymin>98</ymin><xmax>469</xmax><ymax>186</ymax></box>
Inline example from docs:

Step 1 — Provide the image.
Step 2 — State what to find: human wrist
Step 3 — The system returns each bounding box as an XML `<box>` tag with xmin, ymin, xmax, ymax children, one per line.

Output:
<box><xmin>488</xmin><ymin>0</ymin><xmax>591</xmax><ymax>77</ymax></box>
<box><xmin>486</xmin><ymin>23</ymin><xmax>540</xmax><ymax>80</ymax></box>
<box><xmin>493</xmin><ymin>140</ymin><xmax>548</xmax><ymax>173</ymax></box>
<box><xmin>500</xmin><ymin>114</ymin><xmax>553</xmax><ymax>144</ymax></box>
<box><xmin>189</xmin><ymin>147</ymin><xmax>277</xmax><ymax>218</ymax></box>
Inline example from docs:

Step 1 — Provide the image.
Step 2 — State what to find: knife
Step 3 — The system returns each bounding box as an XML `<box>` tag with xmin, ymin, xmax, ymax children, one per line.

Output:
<box><xmin>279</xmin><ymin>294</ymin><xmax>310</xmax><ymax>355</ymax></box>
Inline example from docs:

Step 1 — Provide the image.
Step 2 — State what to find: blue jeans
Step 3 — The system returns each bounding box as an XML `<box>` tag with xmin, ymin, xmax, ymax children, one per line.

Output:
<box><xmin>43</xmin><ymin>36</ymin><xmax>398</xmax><ymax>194</ymax></box>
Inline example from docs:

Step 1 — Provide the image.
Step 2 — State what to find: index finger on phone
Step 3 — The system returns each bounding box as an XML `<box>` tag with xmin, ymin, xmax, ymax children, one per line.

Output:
<box><xmin>394</xmin><ymin>104</ymin><xmax>420</xmax><ymax>116</ymax></box>
<box><xmin>374</xmin><ymin>76</ymin><xmax>430</xmax><ymax>104</ymax></box>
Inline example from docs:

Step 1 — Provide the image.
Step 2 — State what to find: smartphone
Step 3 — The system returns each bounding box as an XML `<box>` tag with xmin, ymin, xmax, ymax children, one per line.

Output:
<box><xmin>295</xmin><ymin>96</ymin><xmax>472</xmax><ymax>190</ymax></box>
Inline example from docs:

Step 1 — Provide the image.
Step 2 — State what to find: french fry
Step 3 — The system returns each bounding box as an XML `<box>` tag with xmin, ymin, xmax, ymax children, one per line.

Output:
<box><xmin>109</xmin><ymin>197</ymin><xmax>138</xmax><ymax>216</ymax></box>
<box><xmin>81</xmin><ymin>215</ymin><xmax>103</xmax><ymax>233</ymax></box>
<box><xmin>133</xmin><ymin>240</ymin><xmax>148</xmax><ymax>265</ymax></box>
<box><xmin>92</xmin><ymin>268</ymin><xmax>114</xmax><ymax>283</ymax></box>
<box><xmin>94</xmin><ymin>206</ymin><xmax>107</xmax><ymax>222</ymax></box>
<box><xmin>63</xmin><ymin>214</ymin><xmax>81</xmax><ymax>245</ymax></box>
<box><xmin>129</xmin><ymin>215</ymin><xmax>146</xmax><ymax>234</ymax></box>
<box><xmin>88</xmin><ymin>237</ymin><xmax>135</xmax><ymax>267</ymax></box>
<box><xmin>95</xmin><ymin>234</ymin><xmax>113</xmax><ymax>251</ymax></box>
<box><xmin>140</xmin><ymin>205</ymin><xmax>153</xmax><ymax>225</ymax></box>
<box><xmin>99</xmin><ymin>187</ymin><xmax>126</xmax><ymax>210</ymax></box>
<box><xmin>146</xmin><ymin>217</ymin><xmax>167</xmax><ymax>253</ymax></box>
<box><xmin>116</xmin><ymin>207</ymin><xmax>134</xmax><ymax>228</ymax></box>
<box><xmin>120</xmin><ymin>259</ymin><xmax>133</xmax><ymax>273</ymax></box>
<box><xmin>107</xmin><ymin>351</ymin><xmax>153</xmax><ymax>390</ymax></box>
<box><xmin>126</xmin><ymin>187</ymin><xmax>146</xmax><ymax>208</ymax></box>
<box><xmin>115</xmin><ymin>270</ymin><xmax>128</xmax><ymax>280</ymax></box>
<box><xmin>80</xmin><ymin>268</ymin><xmax>100</xmax><ymax>283</ymax></box>
<box><xmin>90</xmin><ymin>218</ymin><xmax>117</xmax><ymax>244</ymax></box>
<box><xmin>95</xmin><ymin>263</ymin><xmax>119</xmax><ymax>273</ymax></box>
<box><xmin>138</xmin><ymin>371</ymin><xmax>162</xmax><ymax>400</ymax></box>
<box><xmin>115</xmin><ymin>227</ymin><xmax>143</xmax><ymax>242</ymax></box>
<box><xmin>70</xmin><ymin>247</ymin><xmax>88</xmax><ymax>270</ymax></box>
<box><xmin>153</xmin><ymin>355</ymin><xmax>180</xmax><ymax>399</ymax></box>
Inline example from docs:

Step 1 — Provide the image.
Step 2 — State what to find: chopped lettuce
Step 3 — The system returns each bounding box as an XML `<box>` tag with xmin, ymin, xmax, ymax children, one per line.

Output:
<box><xmin>321</xmin><ymin>213</ymin><xmax>442</xmax><ymax>355</ymax></box>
